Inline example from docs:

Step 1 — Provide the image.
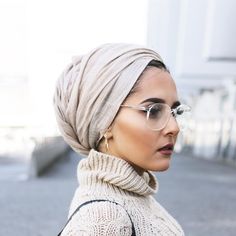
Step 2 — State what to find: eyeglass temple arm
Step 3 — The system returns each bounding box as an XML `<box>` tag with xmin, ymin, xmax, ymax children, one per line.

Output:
<box><xmin>120</xmin><ymin>104</ymin><xmax>148</xmax><ymax>112</ymax></box>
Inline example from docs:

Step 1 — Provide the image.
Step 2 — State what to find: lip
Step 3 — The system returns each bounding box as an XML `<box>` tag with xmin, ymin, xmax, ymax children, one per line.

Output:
<box><xmin>157</xmin><ymin>143</ymin><xmax>174</xmax><ymax>156</ymax></box>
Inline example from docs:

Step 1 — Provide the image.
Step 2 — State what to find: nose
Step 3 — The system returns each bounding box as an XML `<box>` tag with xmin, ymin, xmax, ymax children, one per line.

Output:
<box><xmin>162</xmin><ymin>115</ymin><xmax>180</xmax><ymax>136</ymax></box>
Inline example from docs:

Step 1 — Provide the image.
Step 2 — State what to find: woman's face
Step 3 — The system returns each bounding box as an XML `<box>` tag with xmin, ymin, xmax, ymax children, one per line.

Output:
<box><xmin>107</xmin><ymin>67</ymin><xmax>180</xmax><ymax>175</ymax></box>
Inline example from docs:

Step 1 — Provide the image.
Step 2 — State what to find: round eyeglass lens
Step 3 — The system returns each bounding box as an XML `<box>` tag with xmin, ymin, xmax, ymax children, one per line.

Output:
<box><xmin>146</xmin><ymin>103</ymin><xmax>170</xmax><ymax>130</ymax></box>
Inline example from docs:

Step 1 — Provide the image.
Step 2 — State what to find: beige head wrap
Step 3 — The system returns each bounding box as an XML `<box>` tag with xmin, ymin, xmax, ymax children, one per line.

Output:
<box><xmin>53</xmin><ymin>43</ymin><xmax>163</xmax><ymax>156</ymax></box>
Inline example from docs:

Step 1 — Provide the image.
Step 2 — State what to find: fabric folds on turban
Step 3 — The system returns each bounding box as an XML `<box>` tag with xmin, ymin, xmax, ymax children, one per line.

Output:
<box><xmin>53</xmin><ymin>43</ymin><xmax>163</xmax><ymax>156</ymax></box>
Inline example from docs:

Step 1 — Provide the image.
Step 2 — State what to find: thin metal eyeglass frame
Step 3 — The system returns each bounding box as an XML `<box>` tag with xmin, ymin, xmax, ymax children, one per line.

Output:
<box><xmin>120</xmin><ymin>103</ymin><xmax>191</xmax><ymax>131</ymax></box>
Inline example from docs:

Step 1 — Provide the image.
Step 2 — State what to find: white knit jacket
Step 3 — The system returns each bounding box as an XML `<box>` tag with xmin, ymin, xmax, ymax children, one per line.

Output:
<box><xmin>61</xmin><ymin>149</ymin><xmax>185</xmax><ymax>236</ymax></box>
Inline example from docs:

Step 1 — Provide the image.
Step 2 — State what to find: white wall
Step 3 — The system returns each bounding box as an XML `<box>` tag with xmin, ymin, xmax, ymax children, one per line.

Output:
<box><xmin>175</xmin><ymin>0</ymin><xmax>236</xmax><ymax>78</ymax></box>
<box><xmin>147</xmin><ymin>0</ymin><xmax>181</xmax><ymax>73</ymax></box>
<box><xmin>147</xmin><ymin>0</ymin><xmax>236</xmax><ymax>86</ymax></box>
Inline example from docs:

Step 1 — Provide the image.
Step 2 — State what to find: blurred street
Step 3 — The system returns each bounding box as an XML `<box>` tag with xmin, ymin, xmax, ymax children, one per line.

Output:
<box><xmin>1</xmin><ymin>150</ymin><xmax>236</xmax><ymax>236</ymax></box>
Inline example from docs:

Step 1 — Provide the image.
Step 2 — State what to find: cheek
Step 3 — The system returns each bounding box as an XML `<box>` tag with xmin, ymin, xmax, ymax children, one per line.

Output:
<box><xmin>113</xmin><ymin>112</ymin><xmax>159</xmax><ymax>157</ymax></box>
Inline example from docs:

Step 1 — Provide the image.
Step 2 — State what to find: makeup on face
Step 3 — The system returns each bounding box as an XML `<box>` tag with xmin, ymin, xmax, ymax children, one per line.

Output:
<box><xmin>109</xmin><ymin>68</ymin><xmax>180</xmax><ymax>173</ymax></box>
<box><xmin>140</xmin><ymin>97</ymin><xmax>181</xmax><ymax>109</ymax></box>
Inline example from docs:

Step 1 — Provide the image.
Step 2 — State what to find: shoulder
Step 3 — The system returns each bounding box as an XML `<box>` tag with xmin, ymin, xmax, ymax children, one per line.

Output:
<box><xmin>62</xmin><ymin>200</ymin><xmax>134</xmax><ymax>236</ymax></box>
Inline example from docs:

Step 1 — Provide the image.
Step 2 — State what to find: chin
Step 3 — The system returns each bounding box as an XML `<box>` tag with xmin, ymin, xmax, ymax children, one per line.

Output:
<box><xmin>152</xmin><ymin>159</ymin><xmax>171</xmax><ymax>172</ymax></box>
<box><xmin>158</xmin><ymin>165</ymin><xmax>170</xmax><ymax>172</ymax></box>
<box><xmin>148</xmin><ymin>164</ymin><xmax>170</xmax><ymax>172</ymax></box>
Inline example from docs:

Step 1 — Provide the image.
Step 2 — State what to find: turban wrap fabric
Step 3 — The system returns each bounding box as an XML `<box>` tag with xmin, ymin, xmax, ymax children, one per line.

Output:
<box><xmin>53</xmin><ymin>43</ymin><xmax>163</xmax><ymax>156</ymax></box>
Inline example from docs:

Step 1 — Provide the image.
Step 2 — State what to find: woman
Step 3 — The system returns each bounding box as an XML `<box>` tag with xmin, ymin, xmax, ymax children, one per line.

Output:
<box><xmin>54</xmin><ymin>43</ymin><xmax>189</xmax><ymax>235</ymax></box>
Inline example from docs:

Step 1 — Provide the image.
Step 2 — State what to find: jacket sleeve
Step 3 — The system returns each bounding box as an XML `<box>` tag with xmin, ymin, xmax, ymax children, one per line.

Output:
<box><xmin>61</xmin><ymin>201</ymin><xmax>134</xmax><ymax>236</ymax></box>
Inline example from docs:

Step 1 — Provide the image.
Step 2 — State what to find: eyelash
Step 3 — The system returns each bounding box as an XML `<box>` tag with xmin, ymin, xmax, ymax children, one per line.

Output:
<box><xmin>144</xmin><ymin>103</ymin><xmax>181</xmax><ymax>111</ymax></box>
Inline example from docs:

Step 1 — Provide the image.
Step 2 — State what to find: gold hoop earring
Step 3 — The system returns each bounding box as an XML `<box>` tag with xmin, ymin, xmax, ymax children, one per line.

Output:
<box><xmin>104</xmin><ymin>134</ymin><xmax>109</xmax><ymax>152</ymax></box>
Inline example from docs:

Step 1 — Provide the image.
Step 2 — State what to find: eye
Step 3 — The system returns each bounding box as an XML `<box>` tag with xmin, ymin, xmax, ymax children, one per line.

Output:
<box><xmin>148</xmin><ymin>104</ymin><xmax>163</xmax><ymax>119</ymax></box>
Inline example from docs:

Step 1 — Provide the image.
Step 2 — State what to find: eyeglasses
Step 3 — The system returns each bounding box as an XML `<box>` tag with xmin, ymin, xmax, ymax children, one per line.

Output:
<box><xmin>121</xmin><ymin>103</ymin><xmax>191</xmax><ymax>131</ymax></box>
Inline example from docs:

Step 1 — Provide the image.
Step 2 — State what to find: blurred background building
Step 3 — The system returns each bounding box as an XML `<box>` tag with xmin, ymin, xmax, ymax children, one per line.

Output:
<box><xmin>147</xmin><ymin>0</ymin><xmax>236</xmax><ymax>163</ymax></box>
<box><xmin>0</xmin><ymin>0</ymin><xmax>235</xmax><ymax>176</ymax></box>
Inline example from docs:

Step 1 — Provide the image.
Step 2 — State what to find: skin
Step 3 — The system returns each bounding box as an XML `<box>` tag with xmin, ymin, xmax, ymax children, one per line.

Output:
<box><xmin>99</xmin><ymin>67</ymin><xmax>180</xmax><ymax>175</ymax></box>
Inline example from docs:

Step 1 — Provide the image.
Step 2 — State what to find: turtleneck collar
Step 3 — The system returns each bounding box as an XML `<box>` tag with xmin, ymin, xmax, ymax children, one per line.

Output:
<box><xmin>77</xmin><ymin>149</ymin><xmax>158</xmax><ymax>196</ymax></box>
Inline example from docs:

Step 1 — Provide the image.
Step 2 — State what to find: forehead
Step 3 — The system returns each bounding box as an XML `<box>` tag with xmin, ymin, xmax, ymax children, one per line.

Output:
<box><xmin>126</xmin><ymin>67</ymin><xmax>178</xmax><ymax>105</ymax></box>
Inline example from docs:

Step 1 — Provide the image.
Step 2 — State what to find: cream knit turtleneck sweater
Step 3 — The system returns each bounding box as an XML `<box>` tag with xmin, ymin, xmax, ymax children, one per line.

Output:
<box><xmin>62</xmin><ymin>149</ymin><xmax>184</xmax><ymax>236</ymax></box>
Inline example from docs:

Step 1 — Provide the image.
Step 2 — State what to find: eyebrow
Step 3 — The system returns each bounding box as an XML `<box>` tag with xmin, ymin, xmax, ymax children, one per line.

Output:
<box><xmin>140</xmin><ymin>97</ymin><xmax>181</xmax><ymax>108</ymax></box>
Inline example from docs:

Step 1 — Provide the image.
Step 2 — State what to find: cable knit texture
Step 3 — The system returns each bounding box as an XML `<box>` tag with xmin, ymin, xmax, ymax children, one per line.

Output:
<box><xmin>61</xmin><ymin>149</ymin><xmax>185</xmax><ymax>236</ymax></box>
